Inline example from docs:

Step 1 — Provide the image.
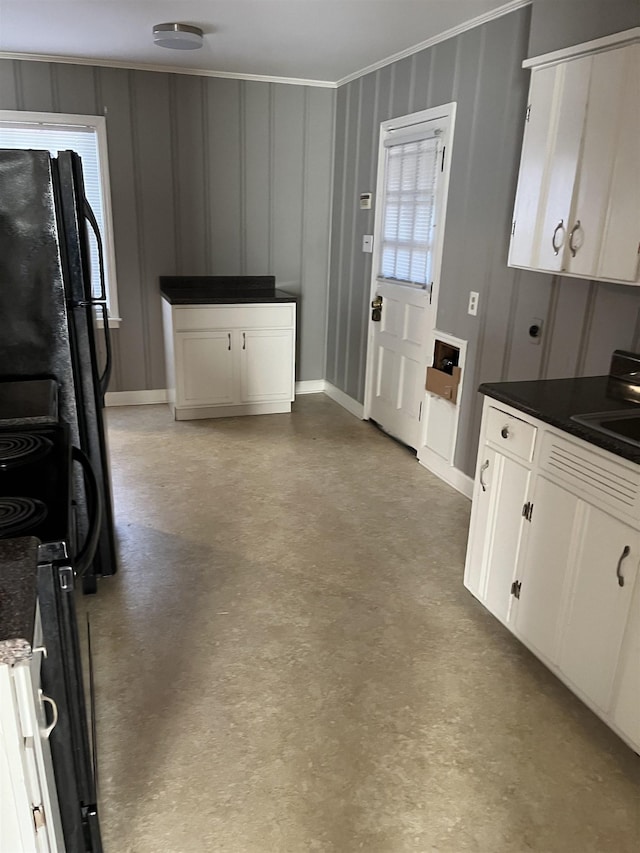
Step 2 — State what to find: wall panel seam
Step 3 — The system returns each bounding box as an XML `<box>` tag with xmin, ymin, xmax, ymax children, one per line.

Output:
<box><xmin>268</xmin><ymin>83</ymin><xmax>274</xmax><ymax>273</ymax></box>
<box><xmin>576</xmin><ymin>281</ymin><xmax>598</xmax><ymax>376</ymax></box>
<box><xmin>333</xmin><ymin>84</ymin><xmax>352</xmax><ymax>388</ymax></box>
<box><xmin>299</xmin><ymin>87</ymin><xmax>309</xmax><ymax>294</ymax></box>
<box><xmin>14</xmin><ymin>61</ymin><xmax>24</xmax><ymax>110</ymax></box>
<box><xmin>202</xmin><ymin>78</ymin><xmax>212</xmax><ymax>272</ymax></box>
<box><xmin>344</xmin><ymin>77</ymin><xmax>364</xmax><ymax>392</ymax></box>
<box><xmin>50</xmin><ymin>64</ymin><xmax>60</xmax><ymax>112</ymax></box>
<box><xmin>168</xmin><ymin>76</ymin><xmax>182</xmax><ymax>274</ymax></box>
<box><xmin>540</xmin><ymin>275</ymin><xmax>560</xmax><ymax>379</ymax></box>
<box><xmin>128</xmin><ymin>71</ymin><xmax>152</xmax><ymax>388</ymax></box>
<box><xmin>239</xmin><ymin>81</ymin><xmax>247</xmax><ymax>275</ymax></box>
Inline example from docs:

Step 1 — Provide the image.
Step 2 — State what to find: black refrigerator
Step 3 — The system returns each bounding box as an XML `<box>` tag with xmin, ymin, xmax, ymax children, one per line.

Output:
<box><xmin>0</xmin><ymin>148</ymin><xmax>117</xmax><ymax>588</ymax></box>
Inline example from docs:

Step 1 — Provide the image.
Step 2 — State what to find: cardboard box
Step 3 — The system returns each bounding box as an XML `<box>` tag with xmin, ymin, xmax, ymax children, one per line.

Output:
<box><xmin>426</xmin><ymin>365</ymin><xmax>462</xmax><ymax>404</ymax></box>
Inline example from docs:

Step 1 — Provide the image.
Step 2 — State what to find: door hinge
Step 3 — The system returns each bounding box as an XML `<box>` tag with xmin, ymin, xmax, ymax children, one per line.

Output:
<box><xmin>429</xmin><ymin>284</ymin><xmax>433</xmax><ymax>305</ymax></box>
<box><xmin>525</xmin><ymin>104</ymin><xmax>531</xmax><ymax>122</ymax></box>
<box><xmin>441</xmin><ymin>146</ymin><xmax>446</xmax><ymax>172</ymax></box>
<box><xmin>511</xmin><ymin>220</ymin><xmax>516</xmax><ymax>236</ymax></box>
<box><xmin>511</xmin><ymin>580</ymin><xmax>522</xmax><ymax>599</ymax></box>
<box><xmin>522</xmin><ymin>501</ymin><xmax>534</xmax><ymax>522</ymax></box>
<box><xmin>32</xmin><ymin>805</ymin><xmax>46</xmax><ymax>831</ymax></box>
<box><xmin>418</xmin><ymin>401</ymin><xmax>423</xmax><ymax>421</ymax></box>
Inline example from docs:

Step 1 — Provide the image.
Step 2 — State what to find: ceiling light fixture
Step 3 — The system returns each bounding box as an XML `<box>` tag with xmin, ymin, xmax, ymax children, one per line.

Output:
<box><xmin>153</xmin><ymin>23</ymin><xmax>204</xmax><ymax>50</ymax></box>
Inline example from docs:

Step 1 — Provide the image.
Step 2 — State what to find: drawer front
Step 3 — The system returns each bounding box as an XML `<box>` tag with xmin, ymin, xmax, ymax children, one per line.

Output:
<box><xmin>173</xmin><ymin>304</ymin><xmax>295</xmax><ymax>332</ymax></box>
<box><xmin>485</xmin><ymin>405</ymin><xmax>537</xmax><ymax>462</ymax></box>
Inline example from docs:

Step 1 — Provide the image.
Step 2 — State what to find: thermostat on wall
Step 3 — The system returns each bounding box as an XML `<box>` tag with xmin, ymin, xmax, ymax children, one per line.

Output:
<box><xmin>359</xmin><ymin>192</ymin><xmax>372</xmax><ymax>210</ymax></box>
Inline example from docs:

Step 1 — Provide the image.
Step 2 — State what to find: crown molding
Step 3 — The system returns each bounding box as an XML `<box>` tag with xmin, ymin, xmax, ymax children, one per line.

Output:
<box><xmin>0</xmin><ymin>1</ymin><xmax>531</xmax><ymax>90</ymax></box>
<box><xmin>335</xmin><ymin>0</ymin><xmax>532</xmax><ymax>87</ymax></box>
<box><xmin>0</xmin><ymin>51</ymin><xmax>337</xmax><ymax>89</ymax></box>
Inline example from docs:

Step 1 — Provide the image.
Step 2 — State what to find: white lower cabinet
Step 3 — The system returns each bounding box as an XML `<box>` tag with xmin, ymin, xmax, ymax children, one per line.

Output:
<box><xmin>465</xmin><ymin>397</ymin><xmax>640</xmax><ymax>752</ymax></box>
<box><xmin>162</xmin><ymin>301</ymin><xmax>296</xmax><ymax>420</ymax></box>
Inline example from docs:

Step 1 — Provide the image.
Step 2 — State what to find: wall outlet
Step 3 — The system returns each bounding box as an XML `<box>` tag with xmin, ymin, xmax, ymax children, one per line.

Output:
<box><xmin>362</xmin><ymin>235</ymin><xmax>373</xmax><ymax>253</ymax></box>
<box><xmin>468</xmin><ymin>291</ymin><xmax>479</xmax><ymax>316</ymax></box>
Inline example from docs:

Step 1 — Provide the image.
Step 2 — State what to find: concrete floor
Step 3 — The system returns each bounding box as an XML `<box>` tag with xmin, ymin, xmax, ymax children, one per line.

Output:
<box><xmin>87</xmin><ymin>395</ymin><xmax>639</xmax><ymax>852</ymax></box>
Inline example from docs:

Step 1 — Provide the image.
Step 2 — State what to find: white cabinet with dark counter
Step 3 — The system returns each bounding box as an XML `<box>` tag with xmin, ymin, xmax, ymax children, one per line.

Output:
<box><xmin>161</xmin><ymin>277</ymin><xmax>297</xmax><ymax>421</ymax></box>
<box><xmin>464</xmin><ymin>361</ymin><xmax>640</xmax><ymax>752</ymax></box>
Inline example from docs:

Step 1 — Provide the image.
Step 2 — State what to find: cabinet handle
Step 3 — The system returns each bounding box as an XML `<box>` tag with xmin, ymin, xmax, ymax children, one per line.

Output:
<box><xmin>480</xmin><ymin>459</ymin><xmax>489</xmax><ymax>492</ymax></box>
<box><xmin>242</xmin><ymin>332</ymin><xmax>246</xmax><ymax>350</ymax></box>
<box><xmin>39</xmin><ymin>691</ymin><xmax>59</xmax><ymax>739</ymax></box>
<box><xmin>616</xmin><ymin>545</ymin><xmax>630</xmax><ymax>587</ymax></box>
<box><xmin>568</xmin><ymin>220</ymin><xmax>581</xmax><ymax>257</ymax></box>
<box><xmin>227</xmin><ymin>333</ymin><xmax>231</xmax><ymax>351</ymax></box>
<box><xmin>551</xmin><ymin>219</ymin><xmax>565</xmax><ymax>256</ymax></box>
<box><xmin>500</xmin><ymin>426</ymin><xmax>510</xmax><ymax>439</ymax></box>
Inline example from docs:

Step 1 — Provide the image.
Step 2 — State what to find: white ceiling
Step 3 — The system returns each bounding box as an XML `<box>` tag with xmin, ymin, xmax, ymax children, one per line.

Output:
<box><xmin>0</xmin><ymin>0</ymin><xmax>522</xmax><ymax>86</ymax></box>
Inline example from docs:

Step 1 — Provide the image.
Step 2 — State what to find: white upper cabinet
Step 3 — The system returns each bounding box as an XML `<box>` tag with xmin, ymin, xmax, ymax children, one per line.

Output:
<box><xmin>509</xmin><ymin>31</ymin><xmax>640</xmax><ymax>285</ymax></box>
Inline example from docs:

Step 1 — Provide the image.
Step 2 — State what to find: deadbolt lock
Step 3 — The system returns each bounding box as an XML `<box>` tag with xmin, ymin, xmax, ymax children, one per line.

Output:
<box><xmin>371</xmin><ymin>295</ymin><xmax>383</xmax><ymax>321</ymax></box>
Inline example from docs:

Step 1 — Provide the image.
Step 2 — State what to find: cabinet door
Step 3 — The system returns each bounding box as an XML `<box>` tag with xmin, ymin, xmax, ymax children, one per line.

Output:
<box><xmin>464</xmin><ymin>447</ymin><xmax>531</xmax><ymax>624</ymax></box>
<box><xmin>509</xmin><ymin>65</ymin><xmax>557</xmax><ymax>268</ymax></box>
<box><xmin>175</xmin><ymin>331</ymin><xmax>235</xmax><ymax>407</ymax></box>
<box><xmin>514</xmin><ymin>475</ymin><xmax>579</xmax><ymax>664</ymax></box>
<box><xmin>612</xmin><ymin>573</ymin><xmax>640</xmax><ymax>748</ymax></box>
<box><xmin>568</xmin><ymin>45</ymin><xmax>640</xmax><ymax>282</ymax></box>
<box><xmin>535</xmin><ymin>57</ymin><xmax>591</xmax><ymax>272</ymax></box>
<box><xmin>559</xmin><ymin>509</ymin><xmax>640</xmax><ymax>712</ymax></box>
<box><xmin>239</xmin><ymin>329</ymin><xmax>294</xmax><ymax>403</ymax></box>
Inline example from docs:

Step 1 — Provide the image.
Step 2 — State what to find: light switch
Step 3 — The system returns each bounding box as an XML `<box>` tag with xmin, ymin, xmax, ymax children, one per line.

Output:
<box><xmin>362</xmin><ymin>235</ymin><xmax>373</xmax><ymax>253</ymax></box>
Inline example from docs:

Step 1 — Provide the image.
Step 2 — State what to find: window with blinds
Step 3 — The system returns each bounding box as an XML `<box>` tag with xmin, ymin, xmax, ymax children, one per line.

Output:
<box><xmin>0</xmin><ymin>115</ymin><xmax>118</xmax><ymax>318</ymax></box>
<box><xmin>379</xmin><ymin>133</ymin><xmax>441</xmax><ymax>288</ymax></box>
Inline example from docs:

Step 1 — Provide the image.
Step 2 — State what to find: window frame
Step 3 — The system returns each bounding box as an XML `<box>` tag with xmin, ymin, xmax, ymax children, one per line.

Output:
<box><xmin>0</xmin><ymin>110</ymin><xmax>121</xmax><ymax>326</ymax></box>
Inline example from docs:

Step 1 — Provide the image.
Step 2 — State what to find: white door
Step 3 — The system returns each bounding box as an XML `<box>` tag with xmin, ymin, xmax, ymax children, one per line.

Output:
<box><xmin>239</xmin><ymin>328</ymin><xmax>294</xmax><ymax>403</ymax></box>
<box><xmin>365</xmin><ymin>106</ymin><xmax>455</xmax><ymax>450</ymax></box>
<box><xmin>514</xmin><ymin>475</ymin><xmax>579</xmax><ymax>665</ymax></box>
<box><xmin>176</xmin><ymin>331</ymin><xmax>235</xmax><ymax>407</ymax></box>
<box><xmin>559</xmin><ymin>508</ymin><xmax>639</xmax><ymax>712</ymax></box>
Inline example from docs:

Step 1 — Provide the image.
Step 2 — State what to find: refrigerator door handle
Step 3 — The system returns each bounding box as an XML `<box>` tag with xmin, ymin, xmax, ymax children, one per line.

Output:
<box><xmin>96</xmin><ymin>301</ymin><xmax>112</xmax><ymax>399</ymax></box>
<box><xmin>71</xmin><ymin>446</ymin><xmax>103</xmax><ymax>578</ymax></box>
<box><xmin>83</xmin><ymin>196</ymin><xmax>106</xmax><ymax>303</ymax></box>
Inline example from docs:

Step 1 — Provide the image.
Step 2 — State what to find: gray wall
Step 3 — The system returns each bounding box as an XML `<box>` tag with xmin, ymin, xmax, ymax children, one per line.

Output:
<box><xmin>0</xmin><ymin>60</ymin><xmax>335</xmax><ymax>391</ymax></box>
<box><xmin>529</xmin><ymin>0</ymin><xmax>640</xmax><ymax>57</ymax></box>
<box><xmin>327</xmin><ymin>3</ymin><xmax>640</xmax><ymax>477</ymax></box>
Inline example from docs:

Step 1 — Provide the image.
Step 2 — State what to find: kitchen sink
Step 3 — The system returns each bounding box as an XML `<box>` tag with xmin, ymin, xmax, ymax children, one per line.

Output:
<box><xmin>570</xmin><ymin>410</ymin><xmax>640</xmax><ymax>449</ymax></box>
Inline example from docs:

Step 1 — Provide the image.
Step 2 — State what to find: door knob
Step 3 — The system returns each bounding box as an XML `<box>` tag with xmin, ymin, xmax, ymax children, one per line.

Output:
<box><xmin>371</xmin><ymin>295</ymin><xmax>382</xmax><ymax>321</ymax></box>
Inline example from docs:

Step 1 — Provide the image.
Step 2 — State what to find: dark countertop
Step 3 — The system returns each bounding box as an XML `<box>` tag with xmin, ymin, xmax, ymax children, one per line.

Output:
<box><xmin>480</xmin><ymin>376</ymin><xmax>640</xmax><ymax>464</ymax></box>
<box><xmin>160</xmin><ymin>276</ymin><xmax>297</xmax><ymax>305</ymax></box>
<box><xmin>0</xmin><ymin>537</ymin><xmax>39</xmax><ymax>664</ymax></box>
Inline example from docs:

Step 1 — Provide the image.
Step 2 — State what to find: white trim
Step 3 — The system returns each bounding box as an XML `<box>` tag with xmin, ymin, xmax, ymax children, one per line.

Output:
<box><xmin>295</xmin><ymin>379</ymin><xmax>326</xmax><ymax>395</ymax></box>
<box><xmin>418</xmin><ymin>448</ymin><xmax>474</xmax><ymax>499</ymax></box>
<box><xmin>324</xmin><ymin>383</ymin><xmax>365</xmax><ymax>420</ymax></box>
<box><xmin>0</xmin><ymin>109</ymin><xmax>120</xmax><ymax>322</ymax></box>
<box><xmin>524</xmin><ymin>27</ymin><xmax>640</xmax><ymax>69</ymax></box>
<box><xmin>336</xmin><ymin>0</ymin><xmax>531</xmax><ymax>86</ymax></box>
<box><xmin>104</xmin><ymin>389</ymin><xmax>168</xmax><ymax>407</ymax></box>
<box><xmin>0</xmin><ymin>52</ymin><xmax>336</xmax><ymax>89</ymax></box>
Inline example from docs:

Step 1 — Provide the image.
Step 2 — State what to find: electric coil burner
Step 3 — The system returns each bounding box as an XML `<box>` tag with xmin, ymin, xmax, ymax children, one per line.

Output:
<box><xmin>0</xmin><ymin>496</ymin><xmax>48</xmax><ymax>537</ymax></box>
<box><xmin>0</xmin><ymin>432</ymin><xmax>54</xmax><ymax>469</ymax></box>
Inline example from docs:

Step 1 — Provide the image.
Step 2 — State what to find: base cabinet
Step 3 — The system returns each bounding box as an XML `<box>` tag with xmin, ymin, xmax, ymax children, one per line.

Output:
<box><xmin>465</xmin><ymin>398</ymin><xmax>640</xmax><ymax>752</ymax></box>
<box><xmin>162</xmin><ymin>301</ymin><xmax>296</xmax><ymax>420</ymax></box>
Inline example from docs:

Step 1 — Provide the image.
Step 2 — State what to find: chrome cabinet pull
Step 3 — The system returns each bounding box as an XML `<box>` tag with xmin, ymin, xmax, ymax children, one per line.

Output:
<box><xmin>242</xmin><ymin>332</ymin><xmax>246</xmax><ymax>350</ymax></box>
<box><xmin>227</xmin><ymin>333</ymin><xmax>231</xmax><ymax>351</ymax></box>
<box><xmin>568</xmin><ymin>220</ymin><xmax>581</xmax><ymax>257</ymax></box>
<box><xmin>616</xmin><ymin>545</ymin><xmax>630</xmax><ymax>587</ymax></box>
<box><xmin>39</xmin><ymin>691</ymin><xmax>59</xmax><ymax>739</ymax></box>
<box><xmin>552</xmin><ymin>219</ymin><xmax>565</xmax><ymax>255</ymax></box>
<box><xmin>479</xmin><ymin>459</ymin><xmax>489</xmax><ymax>492</ymax></box>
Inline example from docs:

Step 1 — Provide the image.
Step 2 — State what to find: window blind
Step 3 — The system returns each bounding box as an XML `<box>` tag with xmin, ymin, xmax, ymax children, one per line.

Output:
<box><xmin>380</xmin><ymin>135</ymin><xmax>440</xmax><ymax>287</ymax></box>
<box><xmin>0</xmin><ymin>123</ymin><xmax>106</xmax><ymax>302</ymax></box>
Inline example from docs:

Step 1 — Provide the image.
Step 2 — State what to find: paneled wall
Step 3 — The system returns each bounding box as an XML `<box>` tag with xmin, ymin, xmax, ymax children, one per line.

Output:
<box><xmin>327</xmin><ymin>4</ymin><xmax>640</xmax><ymax>477</ymax></box>
<box><xmin>0</xmin><ymin>61</ymin><xmax>335</xmax><ymax>390</ymax></box>
<box><xmin>528</xmin><ymin>0</ymin><xmax>640</xmax><ymax>57</ymax></box>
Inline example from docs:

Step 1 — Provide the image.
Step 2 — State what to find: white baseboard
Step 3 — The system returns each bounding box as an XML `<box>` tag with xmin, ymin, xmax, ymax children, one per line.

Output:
<box><xmin>105</xmin><ymin>389</ymin><xmax>168</xmax><ymax>407</ymax></box>
<box><xmin>417</xmin><ymin>447</ymin><xmax>474</xmax><ymax>499</ymax></box>
<box><xmin>323</xmin><ymin>383</ymin><xmax>365</xmax><ymax>419</ymax></box>
<box><xmin>295</xmin><ymin>379</ymin><xmax>326</xmax><ymax>395</ymax></box>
